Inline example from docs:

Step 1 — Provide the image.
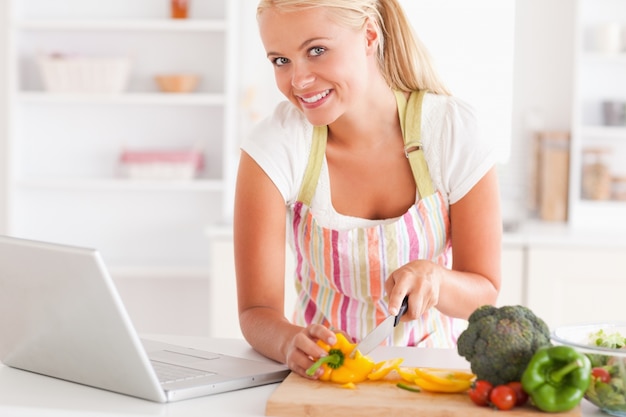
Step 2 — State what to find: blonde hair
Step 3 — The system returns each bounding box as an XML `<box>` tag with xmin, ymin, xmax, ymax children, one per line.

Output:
<box><xmin>257</xmin><ymin>0</ymin><xmax>450</xmax><ymax>95</ymax></box>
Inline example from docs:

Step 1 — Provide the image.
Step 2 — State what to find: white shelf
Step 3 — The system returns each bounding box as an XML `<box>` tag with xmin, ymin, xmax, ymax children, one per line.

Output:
<box><xmin>2</xmin><ymin>0</ymin><xmax>240</xmax><ymax>338</ymax></box>
<box><xmin>581</xmin><ymin>51</ymin><xmax>626</xmax><ymax>64</ymax></box>
<box><xmin>109</xmin><ymin>265</ymin><xmax>210</xmax><ymax>280</ymax></box>
<box><xmin>570</xmin><ymin>0</ymin><xmax>626</xmax><ymax>229</ymax></box>
<box><xmin>580</xmin><ymin>125</ymin><xmax>626</xmax><ymax>139</ymax></box>
<box><xmin>3</xmin><ymin>0</ymin><xmax>239</xmax><ymax>282</ymax></box>
<box><xmin>14</xmin><ymin>18</ymin><xmax>227</xmax><ymax>32</ymax></box>
<box><xmin>18</xmin><ymin>91</ymin><xmax>226</xmax><ymax>106</ymax></box>
<box><xmin>16</xmin><ymin>177</ymin><xmax>224</xmax><ymax>192</ymax></box>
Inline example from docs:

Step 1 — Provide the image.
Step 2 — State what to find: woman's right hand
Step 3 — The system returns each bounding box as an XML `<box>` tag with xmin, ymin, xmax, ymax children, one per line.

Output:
<box><xmin>284</xmin><ymin>324</ymin><xmax>337</xmax><ymax>379</ymax></box>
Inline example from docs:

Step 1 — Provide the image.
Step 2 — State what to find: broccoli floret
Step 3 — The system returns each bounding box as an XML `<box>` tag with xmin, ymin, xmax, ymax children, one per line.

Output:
<box><xmin>457</xmin><ymin>304</ymin><xmax>551</xmax><ymax>386</ymax></box>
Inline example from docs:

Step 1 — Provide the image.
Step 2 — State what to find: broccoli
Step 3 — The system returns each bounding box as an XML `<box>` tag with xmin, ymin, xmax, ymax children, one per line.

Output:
<box><xmin>457</xmin><ymin>304</ymin><xmax>552</xmax><ymax>386</ymax></box>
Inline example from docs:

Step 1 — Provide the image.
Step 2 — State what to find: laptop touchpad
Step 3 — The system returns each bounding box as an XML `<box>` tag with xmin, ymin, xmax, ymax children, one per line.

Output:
<box><xmin>150</xmin><ymin>349</ymin><xmax>220</xmax><ymax>364</ymax></box>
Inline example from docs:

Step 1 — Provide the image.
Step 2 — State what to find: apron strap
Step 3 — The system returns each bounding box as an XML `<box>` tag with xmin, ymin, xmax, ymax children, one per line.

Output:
<box><xmin>297</xmin><ymin>125</ymin><xmax>327</xmax><ymax>206</ymax></box>
<box><xmin>297</xmin><ymin>91</ymin><xmax>434</xmax><ymax>205</ymax></box>
<box><xmin>402</xmin><ymin>90</ymin><xmax>435</xmax><ymax>198</ymax></box>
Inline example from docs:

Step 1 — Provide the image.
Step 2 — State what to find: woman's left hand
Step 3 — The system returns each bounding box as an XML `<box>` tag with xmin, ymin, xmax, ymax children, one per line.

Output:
<box><xmin>384</xmin><ymin>260</ymin><xmax>443</xmax><ymax>320</ymax></box>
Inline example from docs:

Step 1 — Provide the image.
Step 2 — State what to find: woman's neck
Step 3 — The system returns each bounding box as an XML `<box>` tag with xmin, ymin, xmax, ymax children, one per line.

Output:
<box><xmin>327</xmin><ymin>86</ymin><xmax>402</xmax><ymax>151</ymax></box>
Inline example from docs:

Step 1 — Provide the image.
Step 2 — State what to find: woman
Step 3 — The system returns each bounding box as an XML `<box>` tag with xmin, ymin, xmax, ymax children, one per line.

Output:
<box><xmin>233</xmin><ymin>0</ymin><xmax>502</xmax><ymax>379</ymax></box>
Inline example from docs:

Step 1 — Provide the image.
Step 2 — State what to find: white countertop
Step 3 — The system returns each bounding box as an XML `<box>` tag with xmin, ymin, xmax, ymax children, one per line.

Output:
<box><xmin>503</xmin><ymin>219</ymin><xmax>626</xmax><ymax>248</ymax></box>
<box><xmin>0</xmin><ymin>335</ymin><xmax>605</xmax><ymax>416</ymax></box>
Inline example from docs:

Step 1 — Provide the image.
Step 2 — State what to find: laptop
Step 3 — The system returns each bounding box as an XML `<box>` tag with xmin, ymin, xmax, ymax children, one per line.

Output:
<box><xmin>0</xmin><ymin>235</ymin><xmax>290</xmax><ymax>403</ymax></box>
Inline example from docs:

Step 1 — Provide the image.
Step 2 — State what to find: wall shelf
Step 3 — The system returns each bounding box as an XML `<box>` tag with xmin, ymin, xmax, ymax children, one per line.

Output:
<box><xmin>16</xmin><ymin>177</ymin><xmax>225</xmax><ymax>192</ymax></box>
<box><xmin>18</xmin><ymin>91</ymin><xmax>226</xmax><ymax>106</ymax></box>
<box><xmin>15</xmin><ymin>18</ymin><xmax>228</xmax><ymax>32</ymax></box>
<box><xmin>569</xmin><ymin>0</ymin><xmax>626</xmax><ymax>230</ymax></box>
<box><xmin>4</xmin><ymin>0</ymin><xmax>240</xmax><ymax>285</ymax></box>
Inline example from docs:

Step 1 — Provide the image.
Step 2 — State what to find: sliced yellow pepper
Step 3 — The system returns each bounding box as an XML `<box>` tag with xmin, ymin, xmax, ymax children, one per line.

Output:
<box><xmin>306</xmin><ymin>335</ymin><xmax>474</xmax><ymax>392</ymax></box>
<box><xmin>305</xmin><ymin>333</ymin><xmax>375</xmax><ymax>384</ymax></box>
<box><xmin>413</xmin><ymin>376</ymin><xmax>471</xmax><ymax>393</ymax></box>
<box><xmin>397</xmin><ymin>367</ymin><xmax>419</xmax><ymax>382</ymax></box>
<box><xmin>368</xmin><ymin>358</ymin><xmax>404</xmax><ymax>381</ymax></box>
<box><xmin>409</xmin><ymin>368</ymin><xmax>474</xmax><ymax>393</ymax></box>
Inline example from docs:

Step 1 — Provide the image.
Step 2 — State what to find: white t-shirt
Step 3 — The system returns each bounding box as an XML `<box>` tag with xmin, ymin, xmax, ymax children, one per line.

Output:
<box><xmin>241</xmin><ymin>93</ymin><xmax>498</xmax><ymax>230</ymax></box>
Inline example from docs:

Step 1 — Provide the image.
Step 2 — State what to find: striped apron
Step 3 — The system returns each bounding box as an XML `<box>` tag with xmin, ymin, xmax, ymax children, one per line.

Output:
<box><xmin>289</xmin><ymin>90</ymin><xmax>462</xmax><ymax>348</ymax></box>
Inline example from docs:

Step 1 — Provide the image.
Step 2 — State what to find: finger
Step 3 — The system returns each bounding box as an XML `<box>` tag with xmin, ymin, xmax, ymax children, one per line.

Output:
<box><xmin>387</xmin><ymin>274</ymin><xmax>411</xmax><ymax>316</ymax></box>
<box><xmin>288</xmin><ymin>352</ymin><xmax>320</xmax><ymax>379</ymax></box>
<box><xmin>307</xmin><ymin>324</ymin><xmax>336</xmax><ymax>346</ymax></box>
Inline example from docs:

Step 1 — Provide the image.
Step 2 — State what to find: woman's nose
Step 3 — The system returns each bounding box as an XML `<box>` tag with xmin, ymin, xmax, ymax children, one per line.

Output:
<box><xmin>291</xmin><ymin>62</ymin><xmax>315</xmax><ymax>89</ymax></box>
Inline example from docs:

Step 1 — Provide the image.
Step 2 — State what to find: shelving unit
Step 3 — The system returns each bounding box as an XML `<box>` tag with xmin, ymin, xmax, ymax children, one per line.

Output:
<box><xmin>2</xmin><ymin>0</ymin><xmax>241</xmax><ymax>336</ymax></box>
<box><xmin>570</xmin><ymin>0</ymin><xmax>626</xmax><ymax>230</ymax></box>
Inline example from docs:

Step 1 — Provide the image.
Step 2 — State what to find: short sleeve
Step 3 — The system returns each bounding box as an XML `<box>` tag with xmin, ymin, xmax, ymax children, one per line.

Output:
<box><xmin>240</xmin><ymin>101</ymin><xmax>313</xmax><ymax>204</ymax></box>
<box><xmin>423</xmin><ymin>94</ymin><xmax>498</xmax><ymax>205</ymax></box>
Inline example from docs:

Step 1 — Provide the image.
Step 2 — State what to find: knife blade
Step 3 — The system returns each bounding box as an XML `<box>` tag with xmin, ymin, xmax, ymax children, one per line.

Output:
<box><xmin>350</xmin><ymin>296</ymin><xmax>409</xmax><ymax>358</ymax></box>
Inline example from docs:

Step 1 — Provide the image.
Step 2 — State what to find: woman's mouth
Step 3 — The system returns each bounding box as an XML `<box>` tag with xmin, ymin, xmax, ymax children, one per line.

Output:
<box><xmin>299</xmin><ymin>89</ymin><xmax>331</xmax><ymax>104</ymax></box>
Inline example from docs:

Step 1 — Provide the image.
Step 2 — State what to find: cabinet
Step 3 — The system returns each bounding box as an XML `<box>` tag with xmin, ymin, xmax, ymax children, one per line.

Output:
<box><xmin>526</xmin><ymin>244</ymin><xmax>626</xmax><ymax>329</ymax></box>
<box><xmin>570</xmin><ymin>0</ymin><xmax>626</xmax><ymax>230</ymax></box>
<box><xmin>497</xmin><ymin>244</ymin><xmax>526</xmax><ymax>307</ymax></box>
<box><xmin>3</xmin><ymin>1</ymin><xmax>241</xmax><ymax>336</ymax></box>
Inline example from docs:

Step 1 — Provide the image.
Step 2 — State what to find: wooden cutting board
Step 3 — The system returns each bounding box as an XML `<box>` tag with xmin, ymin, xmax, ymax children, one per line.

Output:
<box><xmin>265</xmin><ymin>373</ymin><xmax>581</xmax><ymax>417</ymax></box>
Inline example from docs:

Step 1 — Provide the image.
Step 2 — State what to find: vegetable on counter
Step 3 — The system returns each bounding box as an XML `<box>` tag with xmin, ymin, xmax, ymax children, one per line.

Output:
<box><xmin>306</xmin><ymin>333</ymin><xmax>475</xmax><ymax>392</ymax></box>
<box><xmin>305</xmin><ymin>333</ymin><xmax>375</xmax><ymax>384</ymax></box>
<box><xmin>521</xmin><ymin>345</ymin><xmax>592</xmax><ymax>413</ymax></box>
<box><xmin>585</xmin><ymin>329</ymin><xmax>626</xmax><ymax>414</ymax></box>
<box><xmin>411</xmin><ymin>367</ymin><xmax>473</xmax><ymax>393</ymax></box>
<box><xmin>457</xmin><ymin>304</ymin><xmax>551</xmax><ymax>386</ymax></box>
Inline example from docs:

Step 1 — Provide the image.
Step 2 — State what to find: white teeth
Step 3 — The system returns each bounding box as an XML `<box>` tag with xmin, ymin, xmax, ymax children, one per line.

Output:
<box><xmin>301</xmin><ymin>90</ymin><xmax>329</xmax><ymax>104</ymax></box>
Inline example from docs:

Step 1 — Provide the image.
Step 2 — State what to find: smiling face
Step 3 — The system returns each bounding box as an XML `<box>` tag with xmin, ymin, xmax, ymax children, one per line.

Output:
<box><xmin>258</xmin><ymin>6</ymin><xmax>380</xmax><ymax>127</ymax></box>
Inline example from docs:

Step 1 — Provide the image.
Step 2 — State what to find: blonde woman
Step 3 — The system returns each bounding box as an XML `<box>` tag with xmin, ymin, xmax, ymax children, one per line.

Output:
<box><xmin>234</xmin><ymin>0</ymin><xmax>502</xmax><ymax>379</ymax></box>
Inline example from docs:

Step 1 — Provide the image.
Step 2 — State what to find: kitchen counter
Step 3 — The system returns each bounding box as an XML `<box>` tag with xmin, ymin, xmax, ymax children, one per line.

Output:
<box><xmin>503</xmin><ymin>219</ymin><xmax>626</xmax><ymax>248</ymax></box>
<box><xmin>0</xmin><ymin>335</ymin><xmax>605</xmax><ymax>416</ymax></box>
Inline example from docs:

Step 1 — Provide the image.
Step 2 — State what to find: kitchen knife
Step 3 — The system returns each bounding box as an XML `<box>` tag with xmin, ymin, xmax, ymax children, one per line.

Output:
<box><xmin>350</xmin><ymin>296</ymin><xmax>409</xmax><ymax>358</ymax></box>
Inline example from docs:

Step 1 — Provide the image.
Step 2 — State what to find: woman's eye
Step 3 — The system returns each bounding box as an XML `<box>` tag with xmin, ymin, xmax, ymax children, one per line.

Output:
<box><xmin>309</xmin><ymin>47</ymin><xmax>325</xmax><ymax>57</ymax></box>
<box><xmin>273</xmin><ymin>57</ymin><xmax>290</xmax><ymax>67</ymax></box>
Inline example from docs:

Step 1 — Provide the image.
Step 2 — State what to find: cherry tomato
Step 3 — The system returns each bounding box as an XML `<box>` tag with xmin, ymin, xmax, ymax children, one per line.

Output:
<box><xmin>490</xmin><ymin>385</ymin><xmax>516</xmax><ymax>411</ymax></box>
<box><xmin>592</xmin><ymin>367</ymin><xmax>611</xmax><ymax>383</ymax></box>
<box><xmin>468</xmin><ymin>380</ymin><xmax>493</xmax><ymax>407</ymax></box>
<box><xmin>506</xmin><ymin>381</ymin><xmax>529</xmax><ymax>406</ymax></box>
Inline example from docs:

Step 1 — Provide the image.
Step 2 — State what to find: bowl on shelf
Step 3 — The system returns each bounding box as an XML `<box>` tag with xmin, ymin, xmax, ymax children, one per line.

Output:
<box><xmin>552</xmin><ymin>322</ymin><xmax>626</xmax><ymax>417</ymax></box>
<box><xmin>154</xmin><ymin>73</ymin><xmax>200</xmax><ymax>93</ymax></box>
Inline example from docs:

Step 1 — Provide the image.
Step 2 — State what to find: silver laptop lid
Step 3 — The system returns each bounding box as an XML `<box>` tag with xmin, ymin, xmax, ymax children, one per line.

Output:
<box><xmin>0</xmin><ymin>235</ymin><xmax>166</xmax><ymax>402</ymax></box>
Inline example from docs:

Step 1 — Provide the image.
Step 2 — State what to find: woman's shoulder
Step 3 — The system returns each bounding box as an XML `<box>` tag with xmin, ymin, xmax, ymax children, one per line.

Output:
<box><xmin>241</xmin><ymin>100</ymin><xmax>313</xmax><ymax>204</ymax></box>
<box><xmin>251</xmin><ymin>100</ymin><xmax>310</xmax><ymax>137</ymax></box>
<box><xmin>422</xmin><ymin>92</ymin><xmax>477</xmax><ymax>126</ymax></box>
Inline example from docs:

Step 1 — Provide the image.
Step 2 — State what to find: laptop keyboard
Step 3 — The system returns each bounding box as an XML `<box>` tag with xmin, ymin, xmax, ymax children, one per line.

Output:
<box><xmin>151</xmin><ymin>360</ymin><xmax>216</xmax><ymax>385</ymax></box>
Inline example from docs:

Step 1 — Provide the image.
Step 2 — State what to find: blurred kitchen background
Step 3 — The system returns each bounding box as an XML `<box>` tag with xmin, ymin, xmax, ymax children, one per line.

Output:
<box><xmin>0</xmin><ymin>0</ymin><xmax>624</xmax><ymax>339</ymax></box>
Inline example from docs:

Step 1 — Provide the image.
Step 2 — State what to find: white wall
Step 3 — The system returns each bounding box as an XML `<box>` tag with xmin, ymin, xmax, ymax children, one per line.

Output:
<box><xmin>0</xmin><ymin>1</ymin><xmax>9</xmax><ymax>233</ymax></box>
<box><xmin>502</xmin><ymin>0</ymin><xmax>576</xmax><ymax>223</ymax></box>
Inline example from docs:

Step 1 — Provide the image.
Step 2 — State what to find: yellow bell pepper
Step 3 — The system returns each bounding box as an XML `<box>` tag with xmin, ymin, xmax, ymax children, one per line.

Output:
<box><xmin>411</xmin><ymin>368</ymin><xmax>474</xmax><ymax>393</ymax></box>
<box><xmin>368</xmin><ymin>358</ymin><xmax>404</xmax><ymax>381</ymax></box>
<box><xmin>305</xmin><ymin>333</ymin><xmax>375</xmax><ymax>384</ymax></box>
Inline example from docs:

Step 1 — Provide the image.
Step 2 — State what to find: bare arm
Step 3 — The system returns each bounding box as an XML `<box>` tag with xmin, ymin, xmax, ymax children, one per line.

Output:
<box><xmin>386</xmin><ymin>167</ymin><xmax>502</xmax><ymax>320</ymax></box>
<box><xmin>233</xmin><ymin>151</ymin><xmax>335</xmax><ymax>376</ymax></box>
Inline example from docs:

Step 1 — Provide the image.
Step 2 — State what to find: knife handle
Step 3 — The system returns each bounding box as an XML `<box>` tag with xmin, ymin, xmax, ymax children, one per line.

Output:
<box><xmin>393</xmin><ymin>296</ymin><xmax>409</xmax><ymax>327</ymax></box>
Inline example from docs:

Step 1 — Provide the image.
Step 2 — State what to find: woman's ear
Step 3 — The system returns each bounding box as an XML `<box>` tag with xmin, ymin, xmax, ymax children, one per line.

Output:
<box><xmin>364</xmin><ymin>18</ymin><xmax>379</xmax><ymax>55</ymax></box>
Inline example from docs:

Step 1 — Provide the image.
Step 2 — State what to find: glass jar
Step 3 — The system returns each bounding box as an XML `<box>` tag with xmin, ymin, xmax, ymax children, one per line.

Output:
<box><xmin>171</xmin><ymin>0</ymin><xmax>189</xmax><ymax>19</ymax></box>
<box><xmin>612</xmin><ymin>176</ymin><xmax>626</xmax><ymax>201</ymax></box>
<box><xmin>581</xmin><ymin>147</ymin><xmax>612</xmax><ymax>200</ymax></box>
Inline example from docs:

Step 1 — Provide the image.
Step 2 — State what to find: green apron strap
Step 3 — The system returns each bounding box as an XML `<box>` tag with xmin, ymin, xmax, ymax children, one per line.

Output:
<box><xmin>297</xmin><ymin>125</ymin><xmax>327</xmax><ymax>205</ymax></box>
<box><xmin>403</xmin><ymin>90</ymin><xmax>435</xmax><ymax>198</ymax></box>
<box><xmin>297</xmin><ymin>90</ymin><xmax>435</xmax><ymax>205</ymax></box>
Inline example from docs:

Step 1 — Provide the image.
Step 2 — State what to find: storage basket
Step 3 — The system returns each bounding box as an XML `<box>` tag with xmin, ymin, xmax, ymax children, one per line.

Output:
<box><xmin>119</xmin><ymin>149</ymin><xmax>204</xmax><ymax>180</ymax></box>
<box><xmin>38</xmin><ymin>54</ymin><xmax>131</xmax><ymax>94</ymax></box>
